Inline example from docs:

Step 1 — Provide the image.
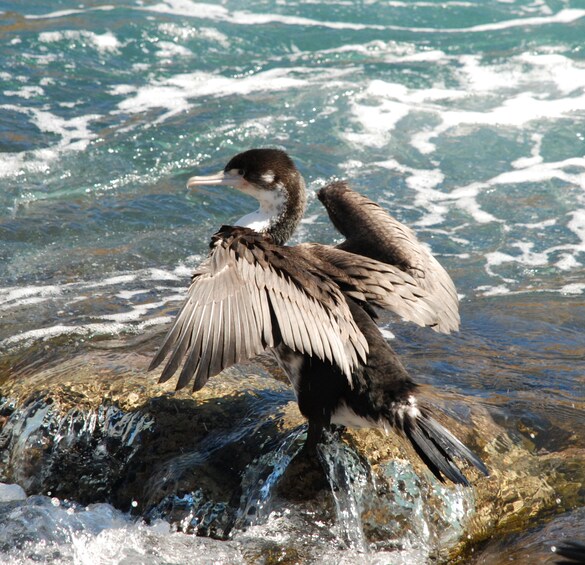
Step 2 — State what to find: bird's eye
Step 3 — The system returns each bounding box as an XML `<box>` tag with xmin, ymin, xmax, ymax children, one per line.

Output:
<box><xmin>238</xmin><ymin>169</ymin><xmax>245</xmax><ymax>176</ymax></box>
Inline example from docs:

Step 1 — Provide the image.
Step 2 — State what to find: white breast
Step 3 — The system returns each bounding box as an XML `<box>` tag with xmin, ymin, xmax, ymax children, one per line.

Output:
<box><xmin>331</xmin><ymin>402</ymin><xmax>377</xmax><ymax>429</ymax></box>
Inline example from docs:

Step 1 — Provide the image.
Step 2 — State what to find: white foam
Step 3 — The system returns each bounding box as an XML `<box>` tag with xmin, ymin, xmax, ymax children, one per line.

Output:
<box><xmin>0</xmin><ymin>105</ymin><xmax>101</xmax><ymax>179</ymax></box>
<box><xmin>345</xmin><ymin>90</ymin><xmax>411</xmax><ymax>149</ymax></box>
<box><xmin>450</xmin><ymin>158</ymin><xmax>585</xmax><ymax>233</ymax></box>
<box><xmin>145</xmin><ymin>0</ymin><xmax>230</xmax><ymax>20</ymax></box>
<box><xmin>0</xmin><ymin>496</ymin><xmax>244</xmax><ymax>565</ymax></box>
<box><xmin>157</xmin><ymin>23</ymin><xmax>229</xmax><ymax>46</ymax></box>
<box><xmin>475</xmin><ymin>285</ymin><xmax>511</xmax><ymax>296</ymax></box>
<box><xmin>515</xmin><ymin>52</ymin><xmax>585</xmax><ymax>95</ymax></box>
<box><xmin>379</xmin><ymin>327</ymin><xmax>395</xmax><ymax>340</ymax></box>
<box><xmin>143</xmin><ymin>1</ymin><xmax>584</xmax><ymax>33</ymax></box>
<box><xmin>155</xmin><ymin>41</ymin><xmax>193</xmax><ymax>59</ymax></box>
<box><xmin>375</xmin><ymin>159</ymin><xmax>449</xmax><ymax>226</ymax></box>
<box><xmin>512</xmin><ymin>133</ymin><xmax>543</xmax><ymax>169</ymax></box>
<box><xmin>560</xmin><ymin>283</ymin><xmax>585</xmax><ymax>295</ymax></box>
<box><xmin>4</xmin><ymin>86</ymin><xmax>44</xmax><ymax>99</ymax></box>
<box><xmin>381</xmin><ymin>8</ymin><xmax>585</xmax><ymax>34</ymax></box>
<box><xmin>556</xmin><ymin>254</ymin><xmax>580</xmax><ymax>271</ymax></box>
<box><xmin>387</xmin><ymin>1</ymin><xmax>475</xmax><ymax>7</ymax></box>
<box><xmin>39</xmin><ymin>30</ymin><xmax>121</xmax><ymax>53</ymax></box>
<box><xmin>115</xmin><ymin>289</ymin><xmax>148</xmax><ymax>300</ymax></box>
<box><xmin>97</xmin><ymin>294</ymin><xmax>185</xmax><ymax>323</ymax></box>
<box><xmin>0</xmin><ymin>260</ymin><xmax>202</xmax><ymax>347</ymax></box>
<box><xmin>197</xmin><ymin>27</ymin><xmax>230</xmax><ymax>45</ymax></box>
<box><xmin>89</xmin><ymin>274</ymin><xmax>137</xmax><ymax>287</ymax></box>
<box><xmin>345</xmin><ymin>47</ymin><xmax>585</xmax><ymax>239</ymax></box>
<box><xmin>482</xmin><ymin>198</ymin><xmax>585</xmax><ymax>286</ymax></box>
<box><xmin>25</xmin><ymin>6</ymin><xmax>115</xmax><ymax>20</ymax></box>
<box><xmin>0</xmin><ymin>285</ymin><xmax>62</xmax><ymax>306</ymax></box>
<box><xmin>148</xmin><ymin>267</ymin><xmax>184</xmax><ymax>281</ymax></box>
<box><xmin>144</xmin><ymin>0</ymin><xmax>385</xmax><ymax>30</ymax></box>
<box><xmin>1</xmin><ymin>317</ymin><xmax>174</xmax><ymax>347</ymax></box>
<box><xmin>113</xmin><ymin>67</ymin><xmax>347</xmax><ymax>125</ymax></box>
<box><xmin>567</xmin><ymin>209</ymin><xmax>585</xmax><ymax>247</ymax></box>
<box><xmin>347</xmin><ymin>50</ymin><xmax>585</xmax><ymax>157</ymax></box>
<box><xmin>463</xmin><ymin>8</ymin><xmax>585</xmax><ymax>33</ymax></box>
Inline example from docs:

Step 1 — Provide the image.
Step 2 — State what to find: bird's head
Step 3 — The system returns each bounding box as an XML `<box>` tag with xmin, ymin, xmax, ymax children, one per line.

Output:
<box><xmin>187</xmin><ymin>148</ymin><xmax>306</xmax><ymax>244</ymax></box>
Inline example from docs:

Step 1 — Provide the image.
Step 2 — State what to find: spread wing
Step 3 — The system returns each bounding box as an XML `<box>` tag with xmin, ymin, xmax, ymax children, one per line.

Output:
<box><xmin>317</xmin><ymin>181</ymin><xmax>460</xmax><ymax>333</ymax></box>
<box><xmin>301</xmin><ymin>243</ymin><xmax>447</xmax><ymax>330</ymax></box>
<box><xmin>149</xmin><ymin>226</ymin><xmax>368</xmax><ymax>392</ymax></box>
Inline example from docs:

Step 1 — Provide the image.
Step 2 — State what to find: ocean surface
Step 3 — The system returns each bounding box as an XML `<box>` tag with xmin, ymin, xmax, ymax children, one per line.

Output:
<box><xmin>1</xmin><ymin>0</ymin><xmax>584</xmax><ymax>563</ymax></box>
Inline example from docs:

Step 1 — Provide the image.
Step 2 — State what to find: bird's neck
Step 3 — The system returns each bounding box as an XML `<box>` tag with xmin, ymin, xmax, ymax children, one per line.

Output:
<box><xmin>235</xmin><ymin>176</ymin><xmax>307</xmax><ymax>245</ymax></box>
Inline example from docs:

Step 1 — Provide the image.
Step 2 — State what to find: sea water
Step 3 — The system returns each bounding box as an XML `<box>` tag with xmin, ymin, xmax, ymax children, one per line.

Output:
<box><xmin>1</xmin><ymin>0</ymin><xmax>584</xmax><ymax>563</ymax></box>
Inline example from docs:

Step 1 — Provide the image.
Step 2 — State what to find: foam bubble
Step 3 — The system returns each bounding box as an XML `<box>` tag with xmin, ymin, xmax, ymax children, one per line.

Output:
<box><xmin>556</xmin><ymin>254</ymin><xmax>580</xmax><ymax>271</ymax></box>
<box><xmin>145</xmin><ymin>0</ymin><xmax>229</xmax><ymax>20</ymax></box>
<box><xmin>463</xmin><ymin>8</ymin><xmax>585</xmax><ymax>33</ymax></box>
<box><xmin>567</xmin><ymin>209</ymin><xmax>585</xmax><ymax>247</ymax></box>
<box><xmin>386</xmin><ymin>1</ymin><xmax>475</xmax><ymax>7</ymax></box>
<box><xmin>380</xmin><ymin>8</ymin><xmax>585</xmax><ymax>34</ymax></box>
<box><xmin>512</xmin><ymin>133</ymin><xmax>543</xmax><ymax>169</ymax></box>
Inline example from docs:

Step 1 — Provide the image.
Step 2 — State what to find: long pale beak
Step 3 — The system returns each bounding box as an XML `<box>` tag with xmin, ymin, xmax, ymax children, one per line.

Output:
<box><xmin>186</xmin><ymin>170</ymin><xmax>243</xmax><ymax>189</ymax></box>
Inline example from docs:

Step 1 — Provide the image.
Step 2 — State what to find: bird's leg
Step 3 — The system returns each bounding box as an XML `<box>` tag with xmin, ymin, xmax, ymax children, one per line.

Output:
<box><xmin>278</xmin><ymin>416</ymin><xmax>331</xmax><ymax>499</ymax></box>
<box><xmin>304</xmin><ymin>418</ymin><xmax>325</xmax><ymax>453</ymax></box>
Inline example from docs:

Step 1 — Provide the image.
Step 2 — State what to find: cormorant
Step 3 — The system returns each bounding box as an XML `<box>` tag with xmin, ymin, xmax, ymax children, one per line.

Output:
<box><xmin>149</xmin><ymin>148</ymin><xmax>488</xmax><ymax>485</ymax></box>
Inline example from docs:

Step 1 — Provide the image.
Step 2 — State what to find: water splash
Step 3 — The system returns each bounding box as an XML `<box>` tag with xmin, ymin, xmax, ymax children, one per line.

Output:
<box><xmin>0</xmin><ymin>490</ymin><xmax>245</xmax><ymax>565</ymax></box>
<box><xmin>233</xmin><ymin>426</ymin><xmax>306</xmax><ymax>531</ymax></box>
<box><xmin>318</xmin><ymin>432</ymin><xmax>372</xmax><ymax>553</ymax></box>
<box><xmin>0</xmin><ymin>395</ymin><xmax>154</xmax><ymax>499</ymax></box>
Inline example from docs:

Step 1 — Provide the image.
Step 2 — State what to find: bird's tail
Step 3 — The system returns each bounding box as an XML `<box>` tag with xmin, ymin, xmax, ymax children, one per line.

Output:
<box><xmin>553</xmin><ymin>541</ymin><xmax>585</xmax><ymax>564</ymax></box>
<box><xmin>384</xmin><ymin>398</ymin><xmax>488</xmax><ymax>486</ymax></box>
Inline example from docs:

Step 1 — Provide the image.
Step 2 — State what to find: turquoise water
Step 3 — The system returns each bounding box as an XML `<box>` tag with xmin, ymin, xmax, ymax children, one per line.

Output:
<box><xmin>1</xmin><ymin>0</ymin><xmax>585</xmax><ymax>562</ymax></box>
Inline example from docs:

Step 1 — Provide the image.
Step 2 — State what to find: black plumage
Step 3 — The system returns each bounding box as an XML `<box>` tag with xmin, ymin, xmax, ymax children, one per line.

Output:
<box><xmin>554</xmin><ymin>542</ymin><xmax>585</xmax><ymax>564</ymax></box>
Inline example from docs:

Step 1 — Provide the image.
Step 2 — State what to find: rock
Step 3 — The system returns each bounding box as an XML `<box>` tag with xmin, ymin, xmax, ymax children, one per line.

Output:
<box><xmin>0</xmin><ymin>483</ymin><xmax>27</xmax><ymax>502</ymax></box>
<box><xmin>1</xmin><ymin>339</ymin><xmax>584</xmax><ymax>561</ymax></box>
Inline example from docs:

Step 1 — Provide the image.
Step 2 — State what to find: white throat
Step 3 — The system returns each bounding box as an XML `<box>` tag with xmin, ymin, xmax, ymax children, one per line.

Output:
<box><xmin>235</xmin><ymin>183</ymin><xmax>287</xmax><ymax>234</ymax></box>
<box><xmin>235</xmin><ymin>209</ymin><xmax>273</xmax><ymax>233</ymax></box>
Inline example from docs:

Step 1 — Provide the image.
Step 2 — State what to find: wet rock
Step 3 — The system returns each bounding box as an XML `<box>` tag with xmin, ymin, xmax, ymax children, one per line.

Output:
<box><xmin>1</xmin><ymin>340</ymin><xmax>584</xmax><ymax>561</ymax></box>
<box><xmin>0</xmin><ymin>483</ymin><xmax>27</xmax><ymax>502</ymax></box>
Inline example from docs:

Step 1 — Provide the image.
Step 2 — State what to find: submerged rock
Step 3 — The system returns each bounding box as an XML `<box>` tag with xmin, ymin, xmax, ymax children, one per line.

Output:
<box><xmin>1</xmin><ymin>338</ymin><xmax>584</xmax><ymax>562</ymax></box>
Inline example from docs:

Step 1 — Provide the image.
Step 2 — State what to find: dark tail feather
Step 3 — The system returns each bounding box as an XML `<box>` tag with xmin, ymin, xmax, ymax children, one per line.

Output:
<box><xmin>394</xmin><ymin>404</ymin><xmax>488</xmax><ymax>486</ymax></box>
<box><xmin>554</xmin><ymin>541</ymin><xmax>585</xmax><ymax>564</ymax></box>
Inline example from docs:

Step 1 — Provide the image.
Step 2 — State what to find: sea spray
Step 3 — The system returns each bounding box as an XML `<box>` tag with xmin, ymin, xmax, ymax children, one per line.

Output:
<box><xmin>318</xmin><ymin>431</ymin><xmax>371</xmax><ymax>552</ymax></box>
<box><xmin>232</xmin><ymin>426</ymin><xmax>306</xmax><ymax>532</ymax></box>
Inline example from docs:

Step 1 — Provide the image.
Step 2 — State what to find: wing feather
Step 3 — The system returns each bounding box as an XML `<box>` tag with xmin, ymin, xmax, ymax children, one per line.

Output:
<box><xmin>149</xmin><ymin>227</ymin><xmax>368</xmax><ymax>390</ymax></box>
<box><xmin>318</xmin><ymin>182</ymin><xmax>460</xmax><ymax>333</ymax></box>
<box><xmin>222</xmin><ymin>295</ymin><xmax>236</xmax><ymax>368</ymax></box>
